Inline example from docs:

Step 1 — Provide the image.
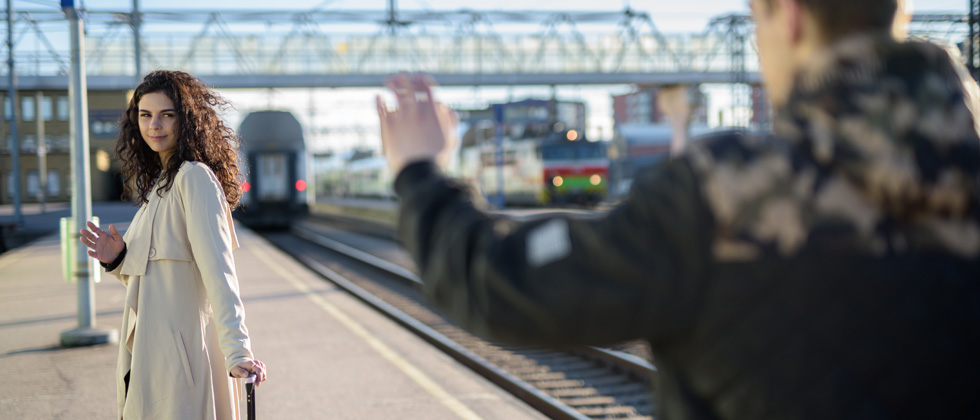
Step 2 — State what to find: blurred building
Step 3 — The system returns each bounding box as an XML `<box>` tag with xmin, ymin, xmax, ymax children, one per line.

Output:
<box><xmin>458</xmin><ymin>98</ymin><xmax>588</xmax><ymax>148</ymax></box>
<box><xmin>1</xmin><ymin>89</ymin><xmax>129</xmax><ymax>205</ymax></box>
<box><xmin>611</xmin><ymin>88</ymin><xmax>709</xmax><ymax>125</ymax></box>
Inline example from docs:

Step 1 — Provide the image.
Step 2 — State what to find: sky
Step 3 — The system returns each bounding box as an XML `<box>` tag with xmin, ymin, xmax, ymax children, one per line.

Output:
<box><xmin>12</xmin><ymin>0</ymin><xmax>973</xmax><ymax>153</ymax></box>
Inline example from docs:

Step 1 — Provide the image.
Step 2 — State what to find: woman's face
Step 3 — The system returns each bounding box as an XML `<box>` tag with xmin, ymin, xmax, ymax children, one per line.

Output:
<box><xmin>138</xmin><ymin>92</ymin><xmax>179</xmax><ymax>164</ymax></box>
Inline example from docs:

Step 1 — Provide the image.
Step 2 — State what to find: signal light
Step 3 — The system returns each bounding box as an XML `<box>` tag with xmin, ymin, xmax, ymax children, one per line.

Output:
<box><xmin>566</xmin><ymin>130</ymin><xmax>579</xmax><ymax>141</ymax></box>
<box><xmin>242</xmin><ymin>181</ymin><xmax>251</xmax><ymax>192</ymax></box>
<box><xmin>296</xmin><ymin>180</ymin><xmax>307</xmax><ymax>192</ymax></box>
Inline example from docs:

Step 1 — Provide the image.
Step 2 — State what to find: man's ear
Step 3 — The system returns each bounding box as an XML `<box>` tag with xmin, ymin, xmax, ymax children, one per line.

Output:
<box><xmin>778</xmin><ymin>0</ymin><xmax>804</xmax><ymax>44</ymax></box>
<box><xmin>892</xmin><ymin>0</ymin><xmax>912</xmax><ymax>39</ymax></box>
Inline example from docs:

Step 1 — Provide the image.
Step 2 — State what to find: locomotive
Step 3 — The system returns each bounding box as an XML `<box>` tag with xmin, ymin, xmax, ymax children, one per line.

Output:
<box><xmin>458</xmin><ymin>129</ymin><xmax>609</xmax><ymax>206</ymax></box>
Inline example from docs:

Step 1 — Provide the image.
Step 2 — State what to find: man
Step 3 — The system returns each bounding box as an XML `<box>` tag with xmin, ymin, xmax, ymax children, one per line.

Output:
<box><xmin>377</xmin><ymin>0</ymin><xmax>979</xmax><ymax>418</ymax></box>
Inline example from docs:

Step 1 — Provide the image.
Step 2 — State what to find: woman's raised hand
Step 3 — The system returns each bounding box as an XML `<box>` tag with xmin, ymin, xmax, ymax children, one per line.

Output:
<box><xmin>79</xmin><ymin>221</ymin><xmax>125</xmax><ymax>264</ymax></box>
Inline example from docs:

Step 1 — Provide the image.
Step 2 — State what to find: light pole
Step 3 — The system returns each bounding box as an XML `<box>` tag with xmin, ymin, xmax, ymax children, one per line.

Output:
<box><xmin>59</xmin><ymin>0</ymin><xmax>118</xmax><ymax>348</ymax></box>
<box><xmin>492</xmin><ymin>104</ymin><xmax>505</xmax><ymax>208</ymax></box>
<box><xmin>132</xmin><ymin>0</ymin><xmax>142</xmax><ymax>80</ymax></box>
<box><xmin>971</xmin><ymin>0</ymin><xmax>979</xmax><ymax>79</ymax></box>
<box><xmin>7</xmin><ymin>0</ymin><xmax>22</xmax><ymax>226</ymax></box>
<box><xmin>36</xmin><ymin>91</ymin><xmax>46</xmax><ymax>213</ymax></box>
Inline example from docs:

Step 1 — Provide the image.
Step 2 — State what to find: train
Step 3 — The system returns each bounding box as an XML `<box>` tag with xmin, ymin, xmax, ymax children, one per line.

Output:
<box><xmin>459</xmin><ymin>130</ymin><xmax>609</xmax><ymax>206</ymax></box>
<box><xmin>309</xmin><ymin>98</ymin><xmax>611</xmax><ymax>206</ymax></box>
<box><xmin>315</xmin><ymin>129</ymin><xmax>609</xmax><ymax>207</ymax></box>
<box><xmin>234</xmin><ymin>110</ymin><xmax>312</xmax><ymax>228</ymax></box>
<box><xmin>315</xmin><ymin>151</ymin><xmax>395</xmax><ymax>201</ymax></box>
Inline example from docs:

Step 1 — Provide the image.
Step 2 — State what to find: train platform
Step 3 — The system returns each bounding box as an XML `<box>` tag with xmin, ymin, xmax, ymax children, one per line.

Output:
<box><xmin>0</xmin><ymin>212</ymin><xmax>546</xmax><ymax>419</ymax></box>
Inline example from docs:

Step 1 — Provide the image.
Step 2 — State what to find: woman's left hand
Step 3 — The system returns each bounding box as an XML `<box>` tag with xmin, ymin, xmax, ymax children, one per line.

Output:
<box><xmin>231</xmin><ymin>359</ymin><xmax>267</xmax><ymax>387</ymax></box>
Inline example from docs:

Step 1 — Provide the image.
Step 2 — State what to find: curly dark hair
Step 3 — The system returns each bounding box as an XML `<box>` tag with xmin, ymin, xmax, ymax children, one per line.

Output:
<box><xmin>116</xmin><ymin>70</ymin><xmax>243</xmax><ymax>209</ymax></box>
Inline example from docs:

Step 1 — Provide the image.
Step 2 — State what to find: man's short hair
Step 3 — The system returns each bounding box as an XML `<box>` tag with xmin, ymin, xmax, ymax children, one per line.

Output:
<box><xmin>764</xmin><ymin>0</ymin><xmax>899</xmax><ymax>41</ymax></box>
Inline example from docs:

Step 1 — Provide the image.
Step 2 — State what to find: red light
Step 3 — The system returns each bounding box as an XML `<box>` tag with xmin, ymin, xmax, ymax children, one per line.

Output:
<box><xmin>242</xmin><ymin>181</ymin><xmax>251</xmax><ymax>192</ymax></box>
<box><xmin>295</xmin><ymin>180</ymin><xmax>307</xmax><ymax>192</ymax></box>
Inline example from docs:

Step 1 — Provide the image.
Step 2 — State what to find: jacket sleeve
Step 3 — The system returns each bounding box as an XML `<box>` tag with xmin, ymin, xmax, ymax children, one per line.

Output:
<box><xmin>102</xmin><ymin>245</ymin><xmax>127</xmax><ymax>285</ymax></box>
<box><xmin>395</xmin><ymin>159</ymin><xmax>714</xmax><ymax>347</ymax></box>
<box><xmin>178</xmin><ymin>164</ymin><xmax>253</xmax><ymax>373</ymax></box>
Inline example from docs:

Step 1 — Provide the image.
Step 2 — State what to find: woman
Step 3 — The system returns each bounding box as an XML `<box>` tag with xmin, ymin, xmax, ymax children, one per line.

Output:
<box><xmin>79</xmin><ymin>70</ymin><xmax>267</xmax><ymax>420</ymax></box>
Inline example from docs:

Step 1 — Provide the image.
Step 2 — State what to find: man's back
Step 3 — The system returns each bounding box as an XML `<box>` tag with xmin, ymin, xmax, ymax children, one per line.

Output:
<box><xmin>391</xmin><ymin>34</ymin><xmax>979</xmax><ymax>419</ymax></box>
<box><xmin>656</xmin><ymin>34</ymin><xmax>980</xmax><ymax>418</ymax></box>
<box><xmin>659</xmin><ymin>251</ymin><xmax>978</xmax><ymax>419</ymax></box>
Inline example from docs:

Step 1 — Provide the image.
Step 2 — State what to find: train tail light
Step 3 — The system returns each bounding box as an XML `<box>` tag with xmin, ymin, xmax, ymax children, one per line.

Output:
<box><xmin>552</xmin><ymin>176</ymin><xmax>564</xmax><ymax>187</ymax></box>
<box><xmin>242</xmin><ymin>181</ymin><xmax>251</xmax><ymax>193</ymax></box>
<box><xmin>295</xmin><ymin>180</ymin><xmax>307</xmax><ymax>192</ymax></box>
<box><xmin>590</xmin><ymin>174</ymin><xmax>602</xmax><ymax>186</ymax></box>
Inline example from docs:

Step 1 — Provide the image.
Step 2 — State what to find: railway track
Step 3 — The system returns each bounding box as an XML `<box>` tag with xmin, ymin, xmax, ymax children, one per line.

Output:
<box><xmin>261</xmin><ymin>218</ymin><xmax>658</xmax><ymax>420</ymax></box>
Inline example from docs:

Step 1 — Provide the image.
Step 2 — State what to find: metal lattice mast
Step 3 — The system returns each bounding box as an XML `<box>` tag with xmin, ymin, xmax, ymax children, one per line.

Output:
<box><xmin>971</xmin><ymin>0</ymin><xmax>979</xmax><ymax>79</ymax></box>
<box><xmin>727</xmin><ymin>15</ymin><xmax>750</xmax><ymax>127</ymax></box>
<box><xmin>0</xmin><ymin>9</ymin><xmax>970</xmax><ymax>89</ymax></box>
<box><xmin>132</xmin><ymin>0</ymin><xmax>142</xmax><ymax>79</ymax></box>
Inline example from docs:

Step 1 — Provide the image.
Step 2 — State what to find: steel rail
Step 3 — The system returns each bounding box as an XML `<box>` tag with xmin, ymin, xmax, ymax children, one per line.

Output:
<box><xmin>291</xmin><ymin>221</ymin><xmax>657</xmax><ymax>379</ymax></box>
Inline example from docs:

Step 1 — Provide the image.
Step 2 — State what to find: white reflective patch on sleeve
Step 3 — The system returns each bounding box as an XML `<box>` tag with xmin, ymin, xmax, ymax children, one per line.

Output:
<box><xmin>527</xmin><ymin>219</ymin><xmax>572</xmax><ymax>267</ymax></box>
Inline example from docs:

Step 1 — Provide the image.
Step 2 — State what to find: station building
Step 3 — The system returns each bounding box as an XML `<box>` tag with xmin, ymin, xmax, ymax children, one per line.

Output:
<box><xmin>1</xmin><ymin>89</ymin><xmax>129</xmax><ymax>205</ymax></box>
<box><xmin>612</xmin><ymin>87</ymin><xmax>710</xmax><ymax>126</ymax></box>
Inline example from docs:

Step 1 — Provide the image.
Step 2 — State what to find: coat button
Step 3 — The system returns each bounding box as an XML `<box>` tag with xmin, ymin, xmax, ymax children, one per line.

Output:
<box><xmin>148</xmin><ymin>247</ymin><xmax>156</xmax><ymax>258</ymax></box>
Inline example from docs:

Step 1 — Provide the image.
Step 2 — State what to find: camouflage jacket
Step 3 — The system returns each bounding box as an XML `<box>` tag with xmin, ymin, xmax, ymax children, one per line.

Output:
<box><xmin>395</xmin><ymin>33</ymin><xmax>980</xmax><ymax>420</ymax></box>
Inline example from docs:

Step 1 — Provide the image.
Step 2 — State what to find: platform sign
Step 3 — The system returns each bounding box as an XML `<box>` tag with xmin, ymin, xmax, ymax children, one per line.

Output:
<box><xmin>61</xmin><ymin>216</ymin><xmax>100</xmax><ymax>283</ymax></box>
<box><xmin>60</xmin><ymin>217</ymin><xmax>71</xmax><ymax>282</ymax></box>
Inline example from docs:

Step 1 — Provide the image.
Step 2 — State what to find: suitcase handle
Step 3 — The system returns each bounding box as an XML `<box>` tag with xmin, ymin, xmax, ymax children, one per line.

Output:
<box><xmin>244</xmin><ymin>374</ymin><xmax>256</xmax><ymax>420</ymax></box>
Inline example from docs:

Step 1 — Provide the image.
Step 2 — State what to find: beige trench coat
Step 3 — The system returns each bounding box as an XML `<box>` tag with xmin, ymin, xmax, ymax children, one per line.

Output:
<box><xmin>107</xmin><ymin>161</ymin><xmax>253</xmax><ymax>420</ymax></box>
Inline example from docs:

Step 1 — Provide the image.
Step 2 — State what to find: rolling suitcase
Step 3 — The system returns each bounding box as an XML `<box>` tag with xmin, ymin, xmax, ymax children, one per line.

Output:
<box><xmin>236</xmin><ymin>374</ymin><xmax>257</xmax><ymax>420</ymax></box>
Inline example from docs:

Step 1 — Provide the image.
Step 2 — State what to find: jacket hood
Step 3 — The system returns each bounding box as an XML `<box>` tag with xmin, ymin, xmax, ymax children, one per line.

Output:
<box><xmin>688</xmin><ymin>33</ymin><xmax>980</xmax><ymax>259</ymax></box>
<box><xmin>773</xmin><ymin>34</ymin><xmax>980</xmax><ymax>232</ymax></box>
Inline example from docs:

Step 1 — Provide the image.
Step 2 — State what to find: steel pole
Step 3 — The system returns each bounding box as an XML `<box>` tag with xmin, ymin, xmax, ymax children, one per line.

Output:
<box><xmin>36</xmin><ymin>91</ymin><xmax>45</xmax><ymax>213</ymax></box>
<box><xmin>7</xmin><ymin>0</ymin><xmax>22</xmax><ymax>225</ymax></box>
<box><xmin>132</xmin><ymin>0</ymin><xmax>142</xmax><ymax>79</ymax></box>
<box><xmin>60</xmin><ymin>3</ymin><xmax>117</xmax><ymax>348</ymax></box>
<box><xmin>69</xmin><ymin>7</ymin><xmax>94</xmax><ymax>331</ymax></box>
<box><xmin>388</xmin><ymin>0</ymin><xmax>396</xmax><ymax>26</ymax></box>
<box><xmin>493</xmin><ymin>104</ymin><xmax>505</xmax><ymax>208</ymax></box>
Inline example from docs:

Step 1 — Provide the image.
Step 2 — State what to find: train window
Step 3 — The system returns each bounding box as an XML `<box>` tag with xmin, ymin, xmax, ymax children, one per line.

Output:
<box><xmin>541</xmin><ymin>142</ymin><xmax>607</xmax><ymax>161</ymax></box>
<box><xmin>3</xmin><ymin>96</ymin><xmax>11</xmax><ymax>120</ymax></box>
<box><xmin>576</xmin><ymin>143</ymin><xmax>606</xmax><ymax>159</ymax></box>
<box><xmin>256</xmin><ymin>153</ymin><xmax>288</xmax><ymax>201</ymax></box>
<box><xmin>541</xmin><ymin>145</ymin><xmax>575</xmax><ymax>160</ymax></box>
